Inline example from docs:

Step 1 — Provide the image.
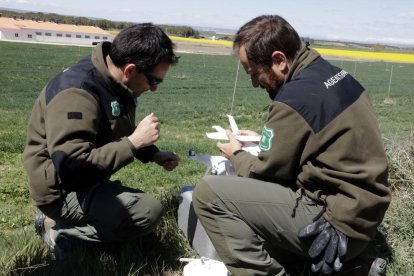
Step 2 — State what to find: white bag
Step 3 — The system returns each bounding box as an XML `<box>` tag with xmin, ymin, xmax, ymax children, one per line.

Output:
<box><xmin>182</xmin><ymin>257</ymin><xmax>229</xmax><ymax>276</ymax></box>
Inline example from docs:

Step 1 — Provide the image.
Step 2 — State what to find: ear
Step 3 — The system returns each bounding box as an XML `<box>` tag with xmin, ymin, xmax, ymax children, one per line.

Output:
<box><xmin>271</xmin><ymin>51</ymin><xmax>289</xmax><ymax>73</ymax></box>
<box><xmin>122</xmin><ymin>64</ymin><xmax>137</xmax><ymax>81</ymax></box>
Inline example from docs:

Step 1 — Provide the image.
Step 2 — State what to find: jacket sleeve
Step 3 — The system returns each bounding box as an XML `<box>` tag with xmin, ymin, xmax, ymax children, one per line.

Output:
<box><xmin>45</xmin><ymin>88</ymin><xmax>136</xmax><ymax>190</ymax></box>
<box><xmin>134</xmin><ymin>144</ymin><xmax>159</xmax><ymax>163</ymax></box>
<box><xmin>230</xmin><ymin>101</ymin><xmax>313</xmax><ymax>186</ymax></box>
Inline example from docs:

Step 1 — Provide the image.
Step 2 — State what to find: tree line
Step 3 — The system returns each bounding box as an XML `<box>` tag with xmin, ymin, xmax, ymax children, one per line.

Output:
<box><xmin>0</xmin><ymin>9</ymin><xmax>200</xmax><ymax>38</ymax></box>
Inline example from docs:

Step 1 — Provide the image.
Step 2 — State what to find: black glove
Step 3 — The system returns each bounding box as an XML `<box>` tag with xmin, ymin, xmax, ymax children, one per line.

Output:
<box><xmin>298</xmin><ymin>217</ymin><xmax>348</xmax><ymax>275</ymax></box>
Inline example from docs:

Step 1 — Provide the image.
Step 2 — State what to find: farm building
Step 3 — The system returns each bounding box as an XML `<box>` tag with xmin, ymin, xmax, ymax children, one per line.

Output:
<box><xmin>0</xmin><ymin>16</ymin><xmax>112</xmax><ymax>45</ymax></box>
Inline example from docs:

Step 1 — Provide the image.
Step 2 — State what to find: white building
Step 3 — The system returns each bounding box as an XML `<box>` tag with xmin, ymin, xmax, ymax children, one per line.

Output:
<box><xmin>0</xmin><ymin>16</ymin><xmax>112</xmax><ymax>45</ymax></box>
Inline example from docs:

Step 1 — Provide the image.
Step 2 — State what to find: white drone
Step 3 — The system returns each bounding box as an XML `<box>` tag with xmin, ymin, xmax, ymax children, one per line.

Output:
<box><xmin>188</xmin><ymin>115</ymin><xmax>260</xmax><ymax>176</ymax></box>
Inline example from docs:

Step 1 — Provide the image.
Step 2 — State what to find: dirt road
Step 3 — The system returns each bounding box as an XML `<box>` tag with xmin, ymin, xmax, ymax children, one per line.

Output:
<box><xmin>173</xmin><ymin>40</ymin><xmax>233</xmax><ymax>55</ymax></box>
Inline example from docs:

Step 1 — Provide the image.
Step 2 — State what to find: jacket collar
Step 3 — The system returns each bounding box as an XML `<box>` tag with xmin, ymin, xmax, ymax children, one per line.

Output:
<box><xmin>285</xmin><ymin>43</ymin><xmax>321</xmax><ymax>84</ymax></box>
<box><xmin>91</xmin><ymin>42</ymin><xmax>135</xmax><ymax>100</ymax></box>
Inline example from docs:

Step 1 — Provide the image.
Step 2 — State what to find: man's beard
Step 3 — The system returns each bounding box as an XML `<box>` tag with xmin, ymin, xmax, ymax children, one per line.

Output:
<box><xmin>265</xmin><ymin>70</ymin><xmax>285</xmax><ymax>100</ymax></box>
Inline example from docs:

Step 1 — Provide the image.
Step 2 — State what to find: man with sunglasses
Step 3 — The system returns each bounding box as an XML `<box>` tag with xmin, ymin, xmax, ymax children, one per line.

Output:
<box><xmin>23</xmin><ymin>23</ymin><xmax>180</xmax><ymax>259</ymax></box>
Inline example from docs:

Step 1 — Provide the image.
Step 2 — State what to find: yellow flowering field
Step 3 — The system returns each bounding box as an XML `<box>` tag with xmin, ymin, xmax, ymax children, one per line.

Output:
<box><xmin>314</xmin><ymin>48</ymin><xmax>414</xmax><ymax>64</ymax></box>
<box><xmin>170</xmin><ymin>35</ymin><xmax>232</xmax><ymax>46</ymax></box>
<box><xmin>170</xmin><ymin>36</ymin><xmax>414</xmax><ymax>63</ymax></box>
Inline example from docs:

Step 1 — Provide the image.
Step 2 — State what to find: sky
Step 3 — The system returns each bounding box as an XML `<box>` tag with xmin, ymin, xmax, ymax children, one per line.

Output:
<box><xmin>1</xmin><ymin>0</ymin><xmax>414</xmax><ymax>46</ymax></box>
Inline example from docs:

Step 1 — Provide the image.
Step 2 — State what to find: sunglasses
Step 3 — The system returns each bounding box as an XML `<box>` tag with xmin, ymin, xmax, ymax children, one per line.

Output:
<box><xmin>143</xmin><ymin>71</ymin><xmax>163</xmax><ymax>86</ymax></box>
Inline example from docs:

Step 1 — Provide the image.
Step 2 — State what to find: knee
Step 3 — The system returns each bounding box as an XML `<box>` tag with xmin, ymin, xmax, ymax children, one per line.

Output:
<box><xmin>192</xmin><ymin>178</ymin><xmax>208</xmax><ymax>211</ymax></box>
<box><xmin>193</xmin><ymin>177</ymin><xmax>218</xmax><ymax>215</ymax></box>
<box><xmin>113</xmin><ymin>195</ymin><xmax>163</xmax><ymax>240</ymax></box>
<box><xmin>130</xmin><ymin>195</ymin><xmax>163</xmax><ymax>232</ymax></box>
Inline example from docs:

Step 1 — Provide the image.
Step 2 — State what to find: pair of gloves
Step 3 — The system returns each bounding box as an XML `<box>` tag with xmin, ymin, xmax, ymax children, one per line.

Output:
<box><xmin>298</xmin><ymin>217</ymin><xmax>348</xmax><ymax>275</ymax></box>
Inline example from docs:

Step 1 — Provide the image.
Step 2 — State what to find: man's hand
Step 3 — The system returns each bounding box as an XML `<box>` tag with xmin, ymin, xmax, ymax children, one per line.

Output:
<box><xmin>237</xmin><ymin>129</ymin><xmax>261</xmax><ymax>144</ymax></box>
<box><xmin>128</xmin><ymin>113</ymin><xmax>160</xmax><ymax>149</ymax></box>
<box><xmin>217</xmin><ymin>130</ymin><xmax>243</xmax><ymax>159</ymax></box>
<box><xmin>153</xmin><ymin>151</ymin><xmax>180</xmax><ymax>171</ymax></box>
<box><xmin>298</xmin><ymin>217</ymin><xmax>348</xmax><ymax>275</ymax></box>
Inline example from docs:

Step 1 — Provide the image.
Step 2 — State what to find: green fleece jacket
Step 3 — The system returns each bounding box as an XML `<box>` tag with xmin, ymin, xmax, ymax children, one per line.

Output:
<box><xmin>23</xmin><ymin>42</ymin><xmax>159</xmax><ymax>206</ymax></box>
<box><xmin>230</xmin><ymin>45</ymin><xmax>391</xmax><ymax>241</ymax></box>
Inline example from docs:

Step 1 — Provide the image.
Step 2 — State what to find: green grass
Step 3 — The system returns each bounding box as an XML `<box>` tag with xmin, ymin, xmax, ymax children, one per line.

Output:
<box><xmin>0</xmin><ymin>41</ymin><xmax>413</xmax><ymax>275</ymax></box>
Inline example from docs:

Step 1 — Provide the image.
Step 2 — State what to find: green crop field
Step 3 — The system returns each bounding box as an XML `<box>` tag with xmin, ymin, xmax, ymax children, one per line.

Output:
<box><xmin>0</xmin><ymin>41</ymin><xmax>413</xmax><ymax>275</ymax></box>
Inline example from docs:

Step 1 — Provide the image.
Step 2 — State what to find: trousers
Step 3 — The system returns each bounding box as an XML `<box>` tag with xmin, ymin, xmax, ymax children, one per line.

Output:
<box><xmin>193</xmin><ymin>175</ymin><xmax>367</xmax><ymax>276</ymax></box>
<box><xmin>38</xmin><ymin>180</ymin><xmax>163</xmax><ymax>244</ymax></box>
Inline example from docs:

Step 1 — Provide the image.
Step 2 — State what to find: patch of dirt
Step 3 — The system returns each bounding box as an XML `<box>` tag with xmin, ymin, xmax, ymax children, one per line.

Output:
<box><xmin>383</xmin><ymin>97</ymin><xmax>397</xmax><ymax>105</ymax></box>
<box><xmin>174</xmin><ymin>41</ymin><xmax>233</xmax><ymax>55</ymax></box>
<box><xmin>173</xmin><ymin>40</ymin><xmax>364</xmax><ymax>62</ymax></box>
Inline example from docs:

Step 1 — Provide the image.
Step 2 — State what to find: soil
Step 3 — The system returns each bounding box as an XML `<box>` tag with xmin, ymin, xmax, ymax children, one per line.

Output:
<box><xmin>173</xmin><ymin>40</ymin><xmax>233</xmax><ymax>55</ymax></box>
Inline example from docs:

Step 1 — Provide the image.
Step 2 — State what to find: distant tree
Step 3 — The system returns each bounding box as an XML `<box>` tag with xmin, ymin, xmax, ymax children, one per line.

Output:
<box><xmin>373</xmin><ymin>43</ymin><xmax>385</xmax><ymax>51</ymax></box>
<box><xmin>218</xmin><ymin>36</ymin><xmax>233</xmax><ymax>41</ymax></box>
<box><xmin>159</xmin><ymin>25</ymin><xmax>200</xmax><ymax>38</ymax></box>
<box><xmin>0</xmin><ymin>9</ymin><xmax>201</xmax><ymax>38</ymax></box>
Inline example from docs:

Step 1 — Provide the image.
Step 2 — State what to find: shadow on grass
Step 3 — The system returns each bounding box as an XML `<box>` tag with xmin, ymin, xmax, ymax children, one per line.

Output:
<box><xmin>3</xmin><ymin>193</ymin><xmax>190</xmax><ymax>276</ymax></box>
<box><xmin>6</xmin><ymin>230</ymin><xmax>188</xmax><ymax>276</ymax></box>
<box><xmin>369</xmin><ymin>230</ymin><xmax>394</xmax><ymax>263</ymax></box>
<box><xmin>2</xmin><ymin>192</ymin><xmax>395</xmax><ymax>276</ymax></box>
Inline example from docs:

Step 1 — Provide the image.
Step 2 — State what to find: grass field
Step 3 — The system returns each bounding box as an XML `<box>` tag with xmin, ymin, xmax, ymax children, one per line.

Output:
<box><xmin>0</xmin><ymin>41</ymin><xmax>413</xmax><ymax>275</ymax></box>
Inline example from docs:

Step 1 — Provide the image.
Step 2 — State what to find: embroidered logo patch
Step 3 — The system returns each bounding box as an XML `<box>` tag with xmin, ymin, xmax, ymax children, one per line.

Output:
<box><xmin>111</xmin><ymin>101</ymin><xmax>120</xmax><ymax>117</ymax></box>
<box><xmin>259</xmin><ymin>126</ymin><xmax>274</xmax><ymax>151</ymax></box>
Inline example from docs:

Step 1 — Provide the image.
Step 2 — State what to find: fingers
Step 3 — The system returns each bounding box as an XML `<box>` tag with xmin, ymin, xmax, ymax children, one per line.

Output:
<box><xmin>298</xmin><ymin>217</ymin><xmax>326</xmax><ymax>238</ymax></box>
<box><xmin>311</xmin><ymin>259</ymin><xmax>324</xmax><ymax>273</ymax></box>
<box><xmin>217</xmin><ymin>142</ymin><xmax>230</xmax><ymax>158</ymax></box>
<box><xmin>237</xmin><ymin>129</ymin><xmax>259</xmax><ymax>136</ymax></box>
<box><xmin>144</xmin><ymin>112</ymin><xmax>158</xmax><ymax>122</ymax></box>
<box><xmin>225</xmin><ymin>129</ymin><xmax>237</xmax><ymax>142</ymax></box>
<box><xmin>300</xmin><ymin>218</ymin><xmax>348</xmax><ymax>275</ymax></box>
<box><xmin>298</xmin><ymin>222</ymin><xmax>319</xmax><ymax>238</ymax></box>
<box><xmin>217</xmin><ymin>142</ymin><xmax>225</xmax><ymax>152</ymax></box>
<box><xmin>146</xmin><ymin>113</ymin><xmax>161</xmax><ymax>132</ymax></box>
<box><xmin>321</xmin><ymin>262</ymin><xmax>333</xmax><ymax>275</ymax></box>
<box><xmin>308</xmin><ymin>223</ymin><xmax>331</xmax><ymax>258</ymax></box>
<box><xmin>166</xmin><ymin>152</ymin><xmax>180</xmax><ymax>164</ymax></box>
<box><xmin>225</xmin><ymin>130</ymin><xmax>240</xmax><ymax>147</ymax></box>
<box><xmin>237</xmin><ymin>129</ymin><xmax>250</xmax><ymax>135</ymax></box>
<box><xmin>334</xmin><ymin>256</ymin><xmax>344</xmax><ymax>271</ymax></box>
<box><xmin>129</xmin><ymin>113</ymin><xmax>161</xmax><ymax>149</ymax></box>
<box><xmin>337</xmin><ymin>230</ymin><xmax>348</xmax><ymax>257</ymax></box>
<box><xmin>145</xmin><ymin>113</ymin><xmax>160</xmax><ymax>131</ymax></box>
<box><xmin>324</xmin><ymin>228</ymin><xmax>339</xmax><ymax>263</ymax></box>
<box><xmin>163</xmin><ymin>160</ymin><xmax>179</xmax><ymax>171</ymax></box>
<box><xmin>155</xmin><ymin>152</ymin><xmax>180</xmax><ymax>171</ymax></box>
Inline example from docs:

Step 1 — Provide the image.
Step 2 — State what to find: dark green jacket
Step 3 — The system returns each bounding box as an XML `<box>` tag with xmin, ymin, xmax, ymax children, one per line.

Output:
<box><xmin>230</xmin><ymin>45</ymin><xmax>391</xmax><ymax>241</ymax></box>
<box><xmin>23</xmin><ymin>42</ymin><xmax>158</xmax><ymax>206</ymax></box>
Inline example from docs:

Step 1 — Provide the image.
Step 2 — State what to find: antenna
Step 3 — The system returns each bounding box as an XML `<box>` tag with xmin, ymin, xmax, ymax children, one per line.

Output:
<box><xmin>387</xmin><ymin>64</ymin><xmax>394</xmax><ymax>98</ymax></box>
<box><xmin>230</xmin><ymin>60</ymin><xmax>241</xmax><ymax>115</ymax></box>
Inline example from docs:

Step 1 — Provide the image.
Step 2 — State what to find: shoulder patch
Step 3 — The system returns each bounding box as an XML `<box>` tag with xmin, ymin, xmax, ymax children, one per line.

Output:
<box><xmin>259</xmin><ymin>126</ymin><xmax>274</xmax><ymax>151</ymax></box>
<box><xmin>275</xmin><ymin>58</ymin><xmax>364</xmax><ymax>133</ymax></box>
<box><xmin>67</xmin><ymin>112</ymin><xmax>82</xmax><ymax>120</ymax></box>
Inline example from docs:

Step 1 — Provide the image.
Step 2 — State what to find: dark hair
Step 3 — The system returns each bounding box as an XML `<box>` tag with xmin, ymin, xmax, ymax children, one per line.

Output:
<box><xmin>110</xmin><ymin>23</ymin><xmax>179</xmax><ymax>72</ymax></box>
<box><xmin>233</xmin><ymin>15</ymin><xmax>301</xmax><ymax>66</ymax></box>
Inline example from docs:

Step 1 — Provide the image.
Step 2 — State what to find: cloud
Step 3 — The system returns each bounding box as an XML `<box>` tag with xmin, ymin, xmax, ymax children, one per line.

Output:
<box><xmin>398</xmin><ymin>11</ymin><xmax>414</xmax><ymax>18</ymax></box>
<box><xmin>0</xmin><ymin>0</ymin><xmax>28</xmax><ymax>4</ymax></box>
<box><xmin>117</xmin><ymin>8</ymin><xmax>133</xmax><ymax>13</ymax></box>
